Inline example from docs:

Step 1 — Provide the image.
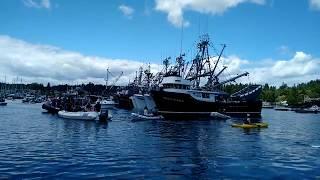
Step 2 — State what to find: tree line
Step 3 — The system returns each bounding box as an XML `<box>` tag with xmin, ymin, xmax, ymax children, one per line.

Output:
<box><xmin>2</xmin><ymin>79</ymin><xmax>320</xmax><ymax>106</ymax></box>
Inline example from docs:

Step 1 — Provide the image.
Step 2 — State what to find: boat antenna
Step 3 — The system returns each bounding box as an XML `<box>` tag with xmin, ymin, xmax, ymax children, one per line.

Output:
<box><xmin>180</xmin><ymin>21</ymin><xmax>184</xmax><ymax>56</ymax></box>
<box><xmin>4</xmin><ymin>75</ymin><xmax>6</xmax><ymax>93</ymax></box>
<box><xmin>106</xmin><ymin>67</ymin><xmax>109</xmax><ymax>88</ymax></box>
<box><xmin>205</xmin><ymin>15</ymin><xmax>209</xmax><ymax>35</ymax></box>
<box><xmin>198</xmin><ymin>14</ymin><xmax>201</xmax><ymax>37</ymax></box>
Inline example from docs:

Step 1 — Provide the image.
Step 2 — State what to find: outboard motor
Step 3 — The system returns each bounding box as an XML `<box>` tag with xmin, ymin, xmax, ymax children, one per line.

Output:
<box><xmin>99</xmin><ymin>109</ymin><xmax>109</xmax><ymax>122</ymax></box>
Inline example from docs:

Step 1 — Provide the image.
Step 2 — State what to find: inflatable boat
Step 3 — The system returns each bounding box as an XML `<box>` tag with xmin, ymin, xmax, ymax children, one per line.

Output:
<box><xmin>58</xmin><ymin>111</ymin><xmax>99</xmax><ymax>121</ymax></box>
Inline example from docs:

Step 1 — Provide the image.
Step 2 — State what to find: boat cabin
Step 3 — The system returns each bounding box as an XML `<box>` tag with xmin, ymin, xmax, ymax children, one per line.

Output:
<box><xmin>160</xmin><ymin>75</ymin><xmax>227</xmax><ymax>102</ymax></box>
<box><xmin>161</xmin><ymin>76</ymin><xmax>191</xmax><ymax>90</ymax></box>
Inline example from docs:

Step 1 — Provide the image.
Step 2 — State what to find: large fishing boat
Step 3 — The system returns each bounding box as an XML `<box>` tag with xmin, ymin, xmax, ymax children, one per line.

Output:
<box><xmin>150</xmin><ymin>35</ymin><xmax>262</xmax><ymax>119</ymax></box>
<box><xmin>115</xmin><ymin>66</ymin><xmax>153</xmax><ymax>110</ymax></box>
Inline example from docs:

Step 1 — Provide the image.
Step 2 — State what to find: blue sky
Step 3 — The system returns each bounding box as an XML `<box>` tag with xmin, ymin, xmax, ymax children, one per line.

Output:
<box><xmin>0</xmin><ymin>0</ymin><xmax>319</xmax><ymax>85</ymax></box>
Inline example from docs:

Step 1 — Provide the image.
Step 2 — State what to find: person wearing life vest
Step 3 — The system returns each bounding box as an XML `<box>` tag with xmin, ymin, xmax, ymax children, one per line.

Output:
<box><xmin>244</xmin><ymin>113</ymin><xmax>251</xmax><ymax>124</ymax></box>
<box><xmin>144</xmin><ymin>106</ymin><xmax>148</xmax><ymax>116</ymax></box>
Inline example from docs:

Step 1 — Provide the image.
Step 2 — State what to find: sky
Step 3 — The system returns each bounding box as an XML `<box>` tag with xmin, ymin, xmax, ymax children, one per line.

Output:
<box><xmin>0</xmin><ymin>0</ymin><xmax>319</xmax><ymax>86</ymax></box>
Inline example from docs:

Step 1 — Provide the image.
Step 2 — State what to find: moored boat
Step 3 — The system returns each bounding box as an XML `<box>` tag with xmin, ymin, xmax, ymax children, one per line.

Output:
<box><xmin>42</xmin><ymin>102</ymin><xmax>60</xmax><ymax>114</ymax></box>
<box><xmin>0</xmin><ymin>97</ymin><xmax>7</xmax><ymax>106</ymax></box>
<box><xmin>58</xmin><ymin>111</ymin><xmax>99</xmax><ymax>120</ymax></box>
<box><xmin>262</xmin><ymin>102</ymin><xmax>274</xmax><ymax>109</ymax></box>
<box><xmin>100</xmin><ymin>98</ymin><xmax>118</xmax><ymax>110</ymax></box>
<box><xmin>295</xmin><ymin>105</ymin><xmax>319</xmax><ymax>114</ymax></box>
<box><xmin>274</xmin><ymin>106</ymin><xmax>290</xmax><ymax>111</ymax></box>
<box><xmin>150</xmin><ymin>35</ymin><xmax>262</xmax><ymax>119</ymax></box>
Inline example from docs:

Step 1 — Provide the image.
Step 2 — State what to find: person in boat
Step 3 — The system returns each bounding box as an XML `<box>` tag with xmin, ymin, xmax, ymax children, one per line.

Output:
<box><xmin>244</xmin><ymin>113</ymin><xmax>251</xmax><ymax>124</ymax></box>
<box><xmin>85</xmin><ymin>103</ymin><xmax>92</xmax><ymax>112</ymax></box>
<box><xmin>74</xmin><ymin>104</ymin><xmax>82</xmax><ymax>112</ymax></box>
<box><xmin>94</xmin><ymin>102</ymin><xmax>101</xmax><ymax>112</ymax></box>
<box><xmin>66</xmin><ymin>100</ymin><xmax>73</xmax><ymax>112</ymax></box>
<box><xmin>144</xmin><ymin>106</ymin><xmax>150</xmax><ymax>116</ymax></box>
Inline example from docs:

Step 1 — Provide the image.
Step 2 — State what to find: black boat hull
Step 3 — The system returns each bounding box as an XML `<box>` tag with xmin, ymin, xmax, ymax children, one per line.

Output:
<box><xmin>42</xmin><ymin>103</ymin><xmax>60</xmax><ymax>114</ymax></box>
<box><xmin>114</xmin><ymin>94</ymin><xmax>133</xmax><ymax>110</ymax></box>
<box><xmin>151</xmin><ymin>90</ymin><xmax>262</xmax><ymax>119</ymax></box>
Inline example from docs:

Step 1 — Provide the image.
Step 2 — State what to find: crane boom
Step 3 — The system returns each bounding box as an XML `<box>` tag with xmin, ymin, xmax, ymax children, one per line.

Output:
<box><xmin>107</xmin><ymin>72</ymin><xmax>123</xmax><ymax>92</ymax></box>
<box><xmin>212</xmin><ymin>72</ymin><xmax>249</xmax><ymax>88</ymax></box>
<box><xmin>212</xmin><ymin>44</ymin><xmax>226</xmax><ymax>75</ymax></box>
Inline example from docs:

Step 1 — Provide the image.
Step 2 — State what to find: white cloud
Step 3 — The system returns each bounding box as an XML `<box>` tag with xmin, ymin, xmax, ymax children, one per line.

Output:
<box><xmin>0</xmin><ymin>35</ymin><xmax>160</xmax><ymax>85</ymax></box>
<box><xmin>22</xmin><ymin>0</ymin><xmax>51</xmax><ymax>9</ymax></box>
<box><xmin>271</xmin><ymin>52</ymin><xmax>318</xmax><ymax>78</ymax></box>
<box><xmin>155</xmin><ymin>0</ymin><xmax>265</xmax><ymax>27</ymax></box>
<box><xmin>244</xmin><ymin>52</ymin><xmax>320</xmax><ymax>86</ymax></box>
<box><xmin>119</xmin><ymin>4</ymin><xmax>135</xmax><ymax>19</ymax></box>
<box><xmin>277</xmin><ymin>45</ymin><xmax>291</xmax><ymax>56</ymax></box>
<box><xmin>204</xmin><ymin>52</ymin><xmax>320</xmax><ymax>86</ymax></box>
<box><xmin>310</xmin><ymin>0</ymin><xmax>320</xmax><ymax>10</ymax></box>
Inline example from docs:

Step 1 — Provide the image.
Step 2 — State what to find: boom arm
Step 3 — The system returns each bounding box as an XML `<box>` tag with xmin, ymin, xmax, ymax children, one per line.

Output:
<box><xmin>107</xmin><ymin>72</ymin><xmax>123</xmax><ymax>91</ymax></box>
<box><xmin>212</xmin><ymin>44</ymin><xmax>226</xmax><ymax>75</ymax></box>
<box><xmin>212</xmin><ymin>72</ymin><xmax>249</xmax><ymax>88</ymax></box>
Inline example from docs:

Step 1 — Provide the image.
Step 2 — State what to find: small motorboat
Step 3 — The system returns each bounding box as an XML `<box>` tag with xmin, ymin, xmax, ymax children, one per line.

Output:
<box><xmin>274</xmin><ymin>106</ymin><xmax>290</xmax><ymax>111</ymax></box>
<box><xmin>262</xmin><ymin>102</ymin><xmax>274</xmax><ymax>109</ymax></box>
<box><xmin>0</xmin><ymin>98</ymin><xmax>7</xmax><ymax>106</ymax></box>
<box><xmin>58</xmin><ymin>111</ymin><xmax>99</xmax><ymax>121</ymax></box>
<box><xmin>42</xmin><ymin>102</ymin><xmax>60</xmax><ymax>114</ymax></box>
<box><xmin>295</xmin><ymin>105</ymin><xmax>319</xmax><ymax>114</ymax></box>
<box><xmin>98</xmin><ymin>109</ymin><xmax>112</xmax><ymax>122</ymax></box>
<box><xmin>231</xmin><ymin>122</ymin><xmax>268</xmax><ymax>129</ymax></box>
<box><xmin>100</xmin><ymin>99</ymin><xmax>117</xmax><ymax>109</ymax></box>
<box><xmin>131</xmin><ymin>113</ymin><xmax>163</xmax><ymax>120</ymax></box>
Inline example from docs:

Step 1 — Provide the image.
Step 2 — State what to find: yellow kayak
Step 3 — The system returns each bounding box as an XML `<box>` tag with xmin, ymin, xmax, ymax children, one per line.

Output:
<box><xmin>231</xmin><ymin>123</ymin><xmax>268</xmax><ymax>128</ymax></box>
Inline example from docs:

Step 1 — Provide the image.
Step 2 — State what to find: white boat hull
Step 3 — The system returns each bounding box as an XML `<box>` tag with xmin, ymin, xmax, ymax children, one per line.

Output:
<box><xmin>58</xmin><ymin>111</ymin><xmax>99</xmax><ymax>121</ymax></box>
<box><xmin>130</xmin><ymin>94</ymin><xmax>157</xmax><ymax>114</ymax></box>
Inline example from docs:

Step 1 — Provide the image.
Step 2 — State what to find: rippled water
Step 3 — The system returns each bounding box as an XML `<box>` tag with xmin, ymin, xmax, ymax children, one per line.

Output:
<box><xmin>0</xmin><ymin>101</ymin><xmax>320</xmax><ymax>179</ymax></box>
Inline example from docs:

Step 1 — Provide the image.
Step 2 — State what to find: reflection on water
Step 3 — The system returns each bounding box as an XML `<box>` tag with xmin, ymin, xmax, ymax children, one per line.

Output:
<box><xmin>0</xmin><ymin>101</ymin><xmax>320</xmax><ymax>179</ymax></box>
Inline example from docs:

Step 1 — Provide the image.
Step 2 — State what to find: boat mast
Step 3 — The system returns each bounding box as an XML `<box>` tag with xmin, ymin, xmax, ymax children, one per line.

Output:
<box><xmin>143</xmin><ymin>64</ymin><xmax>153</xmax><ymax>88</ymax></box>
<box><xmin>163</xmin><ymin>57</ymin><xmax>170</xmax><ymax>74</ymax></box>
<box><xmin>185</xmin><ymin>34</ymin><xmax>211</xmax><ymax>88</ymax></box>
<box><xmin>207</xmin><ymin>44</ymin><xmax>226</xmax><ymax>88</ymax></box>
<box><xmin>138</xmin><ymin>66</ymin><xmax>143</xmax><ymax>86</ymax></box>
<box><xmin>212</xmin><ymin>44</ymin><xmax>226</xmax><ymax>76</ymax></box>
<box><xmin>176</xmin><ymin>53</ymin><xmax>185</xmax><ymax>76</ymax></box>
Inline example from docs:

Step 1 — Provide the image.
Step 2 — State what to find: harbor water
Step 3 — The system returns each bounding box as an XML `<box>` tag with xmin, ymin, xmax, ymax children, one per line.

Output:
<box><xmin>0</xmin><ymin>101</ymin><xmax>320</xmax><ymax>179</ymax></box>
